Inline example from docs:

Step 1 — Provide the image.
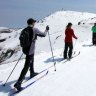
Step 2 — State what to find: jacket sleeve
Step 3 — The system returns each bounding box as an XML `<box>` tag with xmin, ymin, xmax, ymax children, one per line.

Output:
<box><xmin>33</xmin><ymin>28</ymin><xmax>47</xmax><ymax>37</ymax></box>
<box><xmin>72</xmin><ymin>29</ymin><xmax>77</xmax><ymax>39</ymax></box>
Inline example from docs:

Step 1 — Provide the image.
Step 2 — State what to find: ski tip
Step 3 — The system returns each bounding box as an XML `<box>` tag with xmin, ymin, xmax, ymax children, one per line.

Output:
<box><xmin>74</xmin><ymin>51</ymin><xmax>76</xmax><ymax>54</ymax></box>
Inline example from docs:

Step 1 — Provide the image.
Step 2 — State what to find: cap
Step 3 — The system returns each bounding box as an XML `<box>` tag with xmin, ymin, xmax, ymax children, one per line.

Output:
<box><xmin>27</xmin><ymin>18</ymin><xmax>36</xmax><ymax>25</ymax></box>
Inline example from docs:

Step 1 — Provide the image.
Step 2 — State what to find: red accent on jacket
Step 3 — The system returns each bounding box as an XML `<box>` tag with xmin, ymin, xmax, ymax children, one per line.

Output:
<box><xmin>65</xmin><ymin>28</ymin><xmax>77</xmax><ymax>43</ymax></box>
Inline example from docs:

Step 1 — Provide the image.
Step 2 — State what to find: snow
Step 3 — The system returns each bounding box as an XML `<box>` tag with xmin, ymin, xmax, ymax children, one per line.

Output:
<box><xmin>0</xmin><ymin>27</ymin><xmax>8</xmax><ymax>30</ymax></box>
<box><xmin>0</xmin><ymin>11</ymin><xmax>96</xmax><ymax>96</ymax></box>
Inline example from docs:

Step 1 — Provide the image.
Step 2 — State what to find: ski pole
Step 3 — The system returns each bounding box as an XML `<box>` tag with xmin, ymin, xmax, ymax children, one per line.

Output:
<box><xmin>73</xmin><ymin>39</ymin><xmax>78</xmax><ymax>54</ymax></box>
<box><xmin>3</xmin><ymin>53</ymin><xmax>23</xmax><ymax>86</ymax></box>
<box><xmin>48</xmin><ymin>31</ymin><xmax>56</xmax><ymax>71</ymax></box>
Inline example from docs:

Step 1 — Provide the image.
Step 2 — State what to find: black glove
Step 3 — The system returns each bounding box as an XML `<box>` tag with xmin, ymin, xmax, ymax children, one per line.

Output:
<box><xmin>46</xmin><ymin>25</ymin><xmax>49</xmax><ymax>31</ymax></box>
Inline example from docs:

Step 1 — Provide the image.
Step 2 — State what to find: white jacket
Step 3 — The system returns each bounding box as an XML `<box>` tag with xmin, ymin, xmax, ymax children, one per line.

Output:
<box><xmin>29</xmin><ymin>27</ymin><xmax>47</xmax><ymax>55</ymax></box>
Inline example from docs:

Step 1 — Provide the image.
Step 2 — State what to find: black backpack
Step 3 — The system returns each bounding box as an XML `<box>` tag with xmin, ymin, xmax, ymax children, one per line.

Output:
<box><xmin>19</xmin><ymin>27</ymin><xmax>32</xmax><ymax>49</ymax></box>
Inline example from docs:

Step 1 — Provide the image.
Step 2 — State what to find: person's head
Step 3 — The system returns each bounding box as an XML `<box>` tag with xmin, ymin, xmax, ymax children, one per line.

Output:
<box><xmin>27</xmin><ymin>18</ymin><xmax>36</xmax><ymax>27</ymax></box>
<box><xmin>66</xmin><ymin>23</ymin><xmax>72</xmax><ymax>29</ymax></box>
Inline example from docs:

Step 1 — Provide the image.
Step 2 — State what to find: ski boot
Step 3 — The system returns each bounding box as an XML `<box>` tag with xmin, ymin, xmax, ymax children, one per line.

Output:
<box><xmin>30</xmin><ymin>72</ymin><xmax>39</xmax><ymax>79</ymax></box>
<box><xmin>14</xmin><ymin>82</ymin><xmax>23</xmax><ymax>91</ymax></box>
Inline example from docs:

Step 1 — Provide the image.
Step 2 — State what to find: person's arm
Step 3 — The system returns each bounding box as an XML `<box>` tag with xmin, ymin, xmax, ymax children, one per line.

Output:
<box><xmin>92</xmin><ymin>26</ymin><xmax>95</xmax><ymax>32</ymax></box>
<box><xmin>65</xmin><ymin>29</ymin><xmax>67</xmax><ymax>36</ymax></box>
<box><xmin>33</xmin><ymin>26</ymin><xmax>49</xmax><ymax>37</ymax></box>
<box><xmin>72</xmin><ymin>29</ymin><xmax>78</xmax><ymax>39</ymax></box>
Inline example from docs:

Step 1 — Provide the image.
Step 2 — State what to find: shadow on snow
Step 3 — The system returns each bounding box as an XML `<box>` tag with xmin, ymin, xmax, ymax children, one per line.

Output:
<box><xmin>44</xmin><ymin>56</ymin><xmax>64</xmax><ymax>63</ymax></box>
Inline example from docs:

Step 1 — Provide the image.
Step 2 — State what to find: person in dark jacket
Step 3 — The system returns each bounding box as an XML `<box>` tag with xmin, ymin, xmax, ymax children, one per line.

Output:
<box><xmin>64</xmin><ymin>23</ymin><xmax>77</xmax><ymax>59</ymax></box>
<box><xmin>14</xmin><ymin>18</ymin><xmax>49</xmax><ymax>91</ymax></box>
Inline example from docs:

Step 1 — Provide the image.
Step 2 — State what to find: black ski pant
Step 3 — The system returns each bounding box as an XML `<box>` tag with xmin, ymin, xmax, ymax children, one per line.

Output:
<box><xmin>17</xmin><ymin>54</ymin><xmax>34</xmax><ymax>83</ymax></box>
<box><xmin>64</xmin><ymin>42</ymin><xmax>73</xmax><ymax>59</ymax></box>
<box><xmin>92</xmin><ymin>33</ymin><xmax>96</xmax><ymax>45</ymax></box>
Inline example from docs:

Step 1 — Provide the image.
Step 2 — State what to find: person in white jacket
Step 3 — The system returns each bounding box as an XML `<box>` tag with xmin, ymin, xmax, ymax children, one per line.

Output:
<box><xmin>14</xmin><ymin>18</ymin><xmax>49</xmax><ymax>91</ymax></box>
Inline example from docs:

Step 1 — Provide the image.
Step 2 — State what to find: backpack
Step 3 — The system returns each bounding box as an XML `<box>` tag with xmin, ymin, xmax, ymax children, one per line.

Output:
<box><xmin>19</xmin><ymin>27</ymin><xmax>33</xmax><ymax>49</ymax></box>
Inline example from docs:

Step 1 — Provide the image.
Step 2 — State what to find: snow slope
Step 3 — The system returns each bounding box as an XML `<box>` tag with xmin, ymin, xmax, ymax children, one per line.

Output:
<box><xmin>0</xmin><ymin>11</ymin><xmax>96</xmax><ymax>96</ymax></box>
<box><xmin>0</xmin><ymin>42</ymin><xmax>96</xmax><ymax>96</ymax></box>
<box><xmin>0</xmin><ymin>11</ymin><xmax>96</xmax><ymax>64</ymax></box>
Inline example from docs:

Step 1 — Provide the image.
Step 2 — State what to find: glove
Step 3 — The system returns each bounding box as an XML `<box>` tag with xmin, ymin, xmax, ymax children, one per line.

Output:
<box><xmin>46</xmin><ymin>25</ymin><xmax>49</xmax><ymax>31</ymax></box>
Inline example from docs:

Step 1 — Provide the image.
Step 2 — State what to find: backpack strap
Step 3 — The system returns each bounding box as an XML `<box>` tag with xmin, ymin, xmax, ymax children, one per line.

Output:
<box><xmin>26</xmin><ymin>26</ymin><xmax>34</xmax><ymax>44</ymax></box>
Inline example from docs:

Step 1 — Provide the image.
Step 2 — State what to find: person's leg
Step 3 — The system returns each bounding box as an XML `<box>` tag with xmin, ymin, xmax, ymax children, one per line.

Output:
<box><xmin>18</xmin><ymin>55</ymin><xmax>31</xmax><ymax>82</ymax></box>
<box><xmin>64</xmin><ymin>43</ymin><xmax>68</xmax><ymax>59</ymax></box>
<box><xmin>14</xmin><ymin>55</ymin><xmax>30</xmax><ymax>90</ymax></box>
<box><xmin>29</xmin><ymin>54</ymin><xmax>38</xmax><ymax>78</ymax></box>
<box><xmin>93</xmin><ymin>33</ymin><xmax>95</xmax><ymax>45</ymax></box>
<box><xmin>30</xmin><ymin>54</ymin><xmax>34</xmax><ymax>74</ymax></box>
<box><xmin>68</xmin><ymin>43</ymin><xmax>73</xmax><ymax>59</ymax></box>
<box><xmin>94</xmin><ymin>33</ymin><xmax>96</xmax><ymax>45</ymax></box>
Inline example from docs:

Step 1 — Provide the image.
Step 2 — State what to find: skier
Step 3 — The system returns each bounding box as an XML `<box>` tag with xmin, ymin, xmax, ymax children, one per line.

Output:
<box><xmin>92</xmin><ymin>23</ymin><xmax>96</xmax><ymax>45</ymax></box>
<box><xmin>64</xmin><ymin>23</ymin><xmax>77</xmax><ymax>59</ymax></box>
<box><xmin>14</xmin><ymin>18</ymin><xmax>49</xmax><ymax>91</ymax></box>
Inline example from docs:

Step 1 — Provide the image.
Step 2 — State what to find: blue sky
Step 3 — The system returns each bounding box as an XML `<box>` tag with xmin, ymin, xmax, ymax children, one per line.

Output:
<box><xmin>0</xmin><ymin>0</ymin><xmax>96</xmax><ymax>28</ymax></box>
